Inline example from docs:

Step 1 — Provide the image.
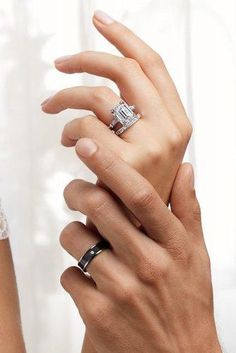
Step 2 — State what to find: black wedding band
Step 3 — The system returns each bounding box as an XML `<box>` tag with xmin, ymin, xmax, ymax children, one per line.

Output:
<box><xmin>78</xmin><ymin>239</ymin><xmax>110</xmax><ymax>276</ymax></box>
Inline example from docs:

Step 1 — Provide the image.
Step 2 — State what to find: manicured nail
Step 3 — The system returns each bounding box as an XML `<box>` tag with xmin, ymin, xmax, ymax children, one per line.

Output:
<box><xmin>54</xmin><ymin>55</ymin><xmax>73</xmax><ymax>65</ymax></box>
<box><xmin>41</xmin><ymin>96</ymin><xmax>53</xmax><ymax>106</ymax></box>
<box><xmin>94</xmin><ymin>10</ymin><xmax>115</xmax><ymax>25</ymax></box>
<box><xmin>76</xmin><ymin>138</ymin><xmax>98</xmax><ymax>158</ymax></box>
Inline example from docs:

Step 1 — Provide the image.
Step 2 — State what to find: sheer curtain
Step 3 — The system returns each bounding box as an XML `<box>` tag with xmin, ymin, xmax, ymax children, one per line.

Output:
<box><xmin>0</xmin><ymin>0</ymin><xmax>235</xmax><ymax>352</ymax></box>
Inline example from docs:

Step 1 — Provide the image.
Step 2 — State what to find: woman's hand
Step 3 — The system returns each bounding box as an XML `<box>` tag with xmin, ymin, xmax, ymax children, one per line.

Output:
<box><xmin>42</xmin><ymin>10</ymin><xmax>192</xmax><ymax>203</ymax></box>
<box><xmin>60</xmin><ymin>138</ymin><xmax>222</xmax><ymax>353</ymax></box>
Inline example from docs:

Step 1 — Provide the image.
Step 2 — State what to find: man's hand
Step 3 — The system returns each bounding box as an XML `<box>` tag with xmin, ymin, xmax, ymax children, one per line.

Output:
<box><xmin>60</xmin><ymin>138</ymin><xmax>222</xmax><ymax>353</ymax></box>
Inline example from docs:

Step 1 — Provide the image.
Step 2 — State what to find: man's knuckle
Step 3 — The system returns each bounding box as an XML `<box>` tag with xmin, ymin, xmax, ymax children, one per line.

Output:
<box><xmin>86</xmin><ymin>302</ymin><xmax>111</xmax><ymax>328</ymax></box>
<box><xmin>191</xmin><ymin>198</ymin><xmax>202</xmax><ymax>222</ymax></box>
<box><xmin>60</xmin><ymin>221</ymin><xmax>81</xmax><ymax>248</ymax></box>
<box><xmin>130</xmin><ymin>186</ymin><xmax>156</xmax><ymax>210</ymax></box>
<box><xmin>114</xmin><ymin>281</ymin><xmax>139</xmax><ymax>305</ymax></box>
<box><xmin>59</xmin><ymin>224</ymin><xmax>72</xmax><ymax>248</ymax></box>
<box><xmin>165</xmin><ymin>234</ymin><xmax>188</xmax><ymax>261</ymax></box>
<box><xmin>60</xmin><ymin>271</ymin><xmax>68</xmax><ymax>289</ymax></box>
<box><xmin>60</xmin><ymin>267</ymin><xmax>76</xmax><ymax>290</ymax></box>
<box><xmin>63</xmin><ymin>180</ymin><xmax>78</xmax><ymax>204</ymax></box>
<box><xmin>136</xmin><ymin>256</ymin><xmax>167</xmax><ymax>284</ymax></box>
<box><xmin>193</xmin><ymin>247</ymin><xmax>211</xmax><ymax>274</ymax></box>
<box><xmin>136</xmin><ymin>263</ymin><xmax>158</xmax><ymax>285</ymax></box>
<box><xmin>87</xmin><ymin>190</ymin><xmax>109</xmax><ymax>219</ymax></box>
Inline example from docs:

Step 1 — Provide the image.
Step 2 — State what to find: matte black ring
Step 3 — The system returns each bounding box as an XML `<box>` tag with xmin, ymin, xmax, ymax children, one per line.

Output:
<box><xmin>78</xmin><ymin>239</ymin><xmax>110</xmax><ymax>276</ymax></box>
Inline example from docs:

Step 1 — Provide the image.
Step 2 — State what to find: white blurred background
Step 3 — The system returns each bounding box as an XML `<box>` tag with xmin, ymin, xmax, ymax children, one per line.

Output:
<box><xmin>0</xmin><ymin>0</ymin><xmax>235</xmax><ymax>352</ymax></box>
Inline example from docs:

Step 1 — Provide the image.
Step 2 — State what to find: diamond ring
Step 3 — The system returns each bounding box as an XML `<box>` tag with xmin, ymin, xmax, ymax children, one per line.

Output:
<box><xmin>109</xmin><ymin>100</ymin><xmax>141</xmax><ymax>136</ymax></box>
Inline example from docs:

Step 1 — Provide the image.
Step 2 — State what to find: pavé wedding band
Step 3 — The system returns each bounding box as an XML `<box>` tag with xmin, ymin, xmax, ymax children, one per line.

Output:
<box><xmin>109</xmin><ymin>100</ymin><xmax>141</xmax><ymax>136</ymax></box>
<box><xmin>78</xmin><ymin>239</ymin><xmax>111</xmax><ymax>277</ymax></box>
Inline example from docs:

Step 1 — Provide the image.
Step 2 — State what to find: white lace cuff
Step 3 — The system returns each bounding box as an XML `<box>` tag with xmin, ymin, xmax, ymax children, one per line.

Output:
<box><xmin>0</xmin><ymin>201</ymin><xmax>9</xmax><ymax>240</ymax></box>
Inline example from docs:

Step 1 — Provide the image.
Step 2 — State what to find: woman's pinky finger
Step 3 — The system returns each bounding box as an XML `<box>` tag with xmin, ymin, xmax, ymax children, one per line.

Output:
<box><xmin>41</xmin><ymin>85</ymin><xmax>121</xmax><ymax>126</ymax></box>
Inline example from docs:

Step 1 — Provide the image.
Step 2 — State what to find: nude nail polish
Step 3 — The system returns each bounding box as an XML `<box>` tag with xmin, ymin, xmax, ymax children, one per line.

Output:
<box><xmin>76</xmin><ymin>138</ymin><xmax>98</xmax><ymax>158</ymax></box>
<box><xmin>41</xmin><ymin>96</ymin><xmax>52</xmax><ymax>106</ymax></box>
<box><xmin>94</xmin><ymin>10</ymin><xmax>115</xmax><ymax>25</ymax></box>
<box><xmin>54</xmin><ymin>55</ymin><xmax>73</xmax><ymax>65</ymax></box>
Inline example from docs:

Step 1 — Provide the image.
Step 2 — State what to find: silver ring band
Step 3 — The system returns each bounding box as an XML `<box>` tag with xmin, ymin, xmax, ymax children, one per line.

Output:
<box><xmin>109</xmin><ymin>100</ymin><xmax>141</xmax><ymax>136</ymax></box>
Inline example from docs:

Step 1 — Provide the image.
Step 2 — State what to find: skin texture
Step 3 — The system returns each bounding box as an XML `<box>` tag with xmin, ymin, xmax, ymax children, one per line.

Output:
<box><xmin>60</xmin><ymin>138</ymin><xmax>222</xmax><ymax>353</ymax></box>
<box><xmin>41</xmin><ymin>11</ymin><xmax>193</xmax><ymax>353</ymax></box>
<box><xmin>42</xmin><ymin>12</ymin><xmax>193</xmax><ymax>352</ymax></box>
<box><xmin>41</xmin><ymin>11</ymin><xmax>192</xmax><ymax>205</ymax></box>
<box><xmin>0</xmin><ymin>240</ymin><xmax>26</xmax><ymax>353</ymax></box>
<box><xmin>40</xmin><ymin>10</ymin><xmax>203</xmax><ymax>353</ymax></box>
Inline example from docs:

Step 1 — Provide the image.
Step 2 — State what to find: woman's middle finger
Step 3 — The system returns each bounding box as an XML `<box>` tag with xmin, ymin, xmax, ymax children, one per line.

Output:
<box><xmin>53</xmin><ymin>51</ymin><xmax>164</xmax><ymax>118</ymax></box>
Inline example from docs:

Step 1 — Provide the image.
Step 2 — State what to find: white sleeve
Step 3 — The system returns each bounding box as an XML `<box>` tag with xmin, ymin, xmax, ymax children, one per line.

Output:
<box><xmin>0</xmin><ymin>200</ymin><xmax>9</xmax><ymax>240</ymax></box>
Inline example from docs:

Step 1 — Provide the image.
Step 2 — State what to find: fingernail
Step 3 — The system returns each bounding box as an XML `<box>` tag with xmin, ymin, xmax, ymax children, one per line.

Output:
<box><xmin>55</xmin><ymin>55</ymin><xmax>73</xmax><ymax>65</ymax></box>
<box><xmin>76</xmin><ymin>138</ymin><xmax>98</xmax><ymax>158</ymax></box>
<box><xmin>41</xmin><ymin>96</ymin><xmax>53</xmax><ymax>106</ymax></box>
<box><xmin>94</xmin><ymin>10</ymin><xmax>115</xmax><ymax>25</ymax></box>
